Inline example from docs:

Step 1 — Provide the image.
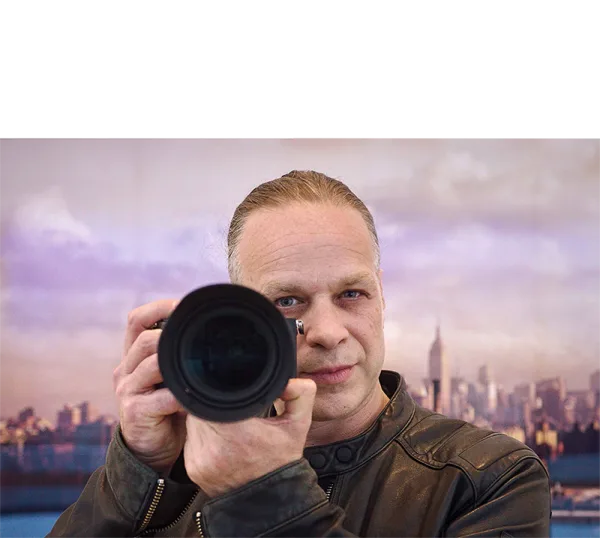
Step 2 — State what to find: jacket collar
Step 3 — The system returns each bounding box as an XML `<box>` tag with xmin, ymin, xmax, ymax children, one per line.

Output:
<box><xmin>303</xmin><ymin>370</ymin><xmax>416</xmax><ymax>476</ymax></box>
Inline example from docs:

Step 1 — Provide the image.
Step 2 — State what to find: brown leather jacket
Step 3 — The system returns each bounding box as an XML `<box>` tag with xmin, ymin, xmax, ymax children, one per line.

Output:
<box><xmin>48</xmin><ymin>371</ymin><xmax>551</xmax><ymax>537</ymax></box>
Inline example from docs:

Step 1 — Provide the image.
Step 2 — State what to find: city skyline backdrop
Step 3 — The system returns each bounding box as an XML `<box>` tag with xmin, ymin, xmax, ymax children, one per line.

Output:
<box><xmin>3</xmin><ymin>362</ymin><xmax>598</xmax><ymax>429</ymax></box>
<box><xmin>1</xmin><ymin>139</ymin><xmax>598</xmax><ymax>419</ymax></box>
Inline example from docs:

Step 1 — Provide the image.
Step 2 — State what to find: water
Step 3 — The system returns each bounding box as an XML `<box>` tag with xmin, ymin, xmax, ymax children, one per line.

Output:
<box><xmin>1</xmin><ymin>513</ymin><xmax>598</xmax><ymax>537</ymax></box>
<box><xmin>551</xmin><ymin>522</ymin><xmax>600</xmax><ymax>537</ymax></box>
<box><xmin>0</xmin><ymin>513</ymin><xmax>60</xmax><ymax>538</ymax></box>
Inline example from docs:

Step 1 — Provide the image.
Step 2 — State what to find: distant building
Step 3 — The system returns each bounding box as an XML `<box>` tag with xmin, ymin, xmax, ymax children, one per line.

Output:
<box><xmin>57</xmin><ymin>405</ymin><xmax>82</xmax><ymax>437</ymax></box>
<box><xmin>78</xmin><ymin>401</ymin><xmax>98</xmax><ymax>425</ymax></box>
<box><xmin>514</xmin><ymin>382</ymin><xmax>536</xmax><ymax>406</ymax></box>
<box><xmin>561</xmin><ymin>420</ymin><xmax>600</xmax><ymax>455</ymax></box>
<box><xmin>566</xmin><ymin>390</ymin><xmax>596</xmax><ymax>426</ymax></box>
<box><xmin>467</xmin><ymin>382</ymin><xmax>486</xmax><ymax>418</ymax></box>
<box><xmin>409</xmin><ymin>380</ymin><xmax>433</xmax><ymax>410</ymax></box>
<box><xmin>478</xmin><ymin>365</ymin><xmax>492</xmax><ymax>386</ymax></box>
<box><xmin>591</xmin><ymin>370</ymin><xmax>600</xmax><ymax>408</ymax></box>
<box><xmin>536</xmin><ymin>378</ymin><xmax>566</xmax><ymax>426</ymax></box>
<box><xmin>429</xmin><ymin>324</ymin><xmax>450</xmax><ymax>416</ymax></box>
<box><xmin>73</xmin><ymin>417</ymin><xmax>117</xmax><ymax>472</ymax></box>
<box><xmin>18</xmin><ymin>407</ymin><xmax>35</xmax><ymax>424</ymax></box>
<box><xmin>450</xmin><ymin>377</ymin><xmax>468</xmax><ymax>419</ymax></box>
<box><xmin>534</xmin><ymin>420</ymin><xmax>558</xmax><ymax>461</ymax></box>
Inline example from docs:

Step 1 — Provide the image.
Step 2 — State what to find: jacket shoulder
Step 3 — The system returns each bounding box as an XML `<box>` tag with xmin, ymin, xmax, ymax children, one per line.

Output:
<box><xmin>397</xmin><ymin>406</ymin><xmax>547</xmax><ymax>496</ymax></box>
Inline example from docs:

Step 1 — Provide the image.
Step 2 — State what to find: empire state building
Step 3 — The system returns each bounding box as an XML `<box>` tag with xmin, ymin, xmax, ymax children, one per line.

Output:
<box><xmin>429</xmin><ymin>324</ymin><xmax>451</xmax><ymax>416</ymax></box>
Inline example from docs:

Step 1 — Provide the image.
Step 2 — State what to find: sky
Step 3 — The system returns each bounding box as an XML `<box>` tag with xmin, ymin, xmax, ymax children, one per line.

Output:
<box><xmin>1</xmin><ymin>139</ymin><xmax>598</xmax><ymax>420</ymax></box>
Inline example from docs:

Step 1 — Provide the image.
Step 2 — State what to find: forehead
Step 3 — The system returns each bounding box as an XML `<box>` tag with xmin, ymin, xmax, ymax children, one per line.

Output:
<box><xmin>236</xmin><ymin>202</ymin><xmax>377</xmax><ymax>289</ymax></box>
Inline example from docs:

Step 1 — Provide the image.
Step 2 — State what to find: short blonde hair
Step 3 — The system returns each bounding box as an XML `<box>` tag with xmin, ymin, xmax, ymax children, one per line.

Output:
<box><xmin>227</xmin><ymin>170</ymin><xmax>380</xmax><ymax>282</ymax></box>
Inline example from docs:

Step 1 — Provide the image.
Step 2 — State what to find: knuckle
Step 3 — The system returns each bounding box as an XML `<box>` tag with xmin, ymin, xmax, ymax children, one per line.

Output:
<box><xmin>145</xmin><ymin>354</ymin><xmax>159</xmax><ymax>374</ymax></box>
<box><xmin>138</xmin><ymin>330</ymin><xmax>159</xmax><ymax>357</ymax></box>
<box><xmin>115</xmin><ymin>378</ymin><xmax>127</xmax><ymax>399</ymax></box>
<box><xmin>126</xmin><ymin>307</ymin><xmax>139</xmax><ymax>329</ymax></box>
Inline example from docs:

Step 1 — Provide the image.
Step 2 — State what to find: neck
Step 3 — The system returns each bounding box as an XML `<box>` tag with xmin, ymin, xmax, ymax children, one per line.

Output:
<box><xmin>305</xmin><ymin>383</ymin><xmax>390</xmax><ymax>447</ymax></box>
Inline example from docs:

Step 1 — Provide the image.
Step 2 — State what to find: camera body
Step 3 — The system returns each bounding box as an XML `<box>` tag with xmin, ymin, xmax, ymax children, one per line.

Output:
<box><xmin>156</xmin><ymin>284</ymin><xmax>303</xmax><ymax>422</ymax></box>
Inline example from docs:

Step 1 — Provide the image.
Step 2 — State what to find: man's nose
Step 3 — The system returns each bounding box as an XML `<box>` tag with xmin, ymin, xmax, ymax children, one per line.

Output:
<box><xmin>302</xmin><ymin>301</ymin><xmax>349</xmax><ymax>350</ymax></box>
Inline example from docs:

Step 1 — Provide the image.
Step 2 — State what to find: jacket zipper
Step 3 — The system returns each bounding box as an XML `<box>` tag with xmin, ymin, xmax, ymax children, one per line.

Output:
<box><xmin>195</xmin><ymin>511</ymin><xmax>204</xmax><ymax>537</ymax></box>
<box><xmin>138</xmin><ymin>478</ymin><xmax>165</xmax><ymax>533</ymax></box>
<box><xmin>192</xmin><ymin>479</ymin><xmax>337</xmax><ymax>537</ymax></box>
<box><xmin>325</xmin><ymin>480</ymin><xmax>335</xmax><ymax>501</ymax></box>
<box><xmin>136</xmin><ymin>478</ymin><xmax>198</xmax><ymax>538</ymax></box>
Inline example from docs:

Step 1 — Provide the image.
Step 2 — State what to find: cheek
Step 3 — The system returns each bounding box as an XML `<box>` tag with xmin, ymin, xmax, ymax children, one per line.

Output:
<box><xmin>350</xmin><ymin>314</ymin><xmax>384</xmax><ymax>353</ymax></box>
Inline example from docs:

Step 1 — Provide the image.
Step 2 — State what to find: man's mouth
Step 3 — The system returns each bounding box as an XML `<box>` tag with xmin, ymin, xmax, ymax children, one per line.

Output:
<box><xmin>300</xmin><ymin>365</ymin><xmax>355</xmax><ymax>385</ymax></box>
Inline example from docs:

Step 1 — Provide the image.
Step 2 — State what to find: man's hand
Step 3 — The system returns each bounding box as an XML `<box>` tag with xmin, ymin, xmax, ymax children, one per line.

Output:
<box><xmin>113</xmin><ymin>299</ymin><xmax>186</xmax><ymax>474</ymax></box>
<box><xmin>183</xmin><ymin>378</ymin><xmax>317</xmax><ymax>498</ymax></box>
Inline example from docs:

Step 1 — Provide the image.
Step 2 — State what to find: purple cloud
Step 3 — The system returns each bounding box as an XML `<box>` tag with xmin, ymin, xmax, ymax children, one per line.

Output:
<box><xmin>1</xmin><ymin>220</ymin><xmax>229</xmax><ymax>330</ymax></box>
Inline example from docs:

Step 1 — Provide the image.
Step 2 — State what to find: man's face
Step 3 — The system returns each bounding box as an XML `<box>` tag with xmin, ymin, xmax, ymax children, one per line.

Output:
<box><xmin>236</xmin><ymin>202</ymin><xmax>386</xmax><ymax>421</ymax></box>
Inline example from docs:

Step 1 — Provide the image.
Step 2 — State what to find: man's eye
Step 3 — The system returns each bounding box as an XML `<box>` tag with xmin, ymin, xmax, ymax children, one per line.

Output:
<box><xmin>275</xmin><ymin>297</ymin><xmax>298</xmax><ymax>308</ymax></box>
<box><xmin>342</xmin><ymin>290</ymin><xmax>363</xmax><ymax>299</ymax></box>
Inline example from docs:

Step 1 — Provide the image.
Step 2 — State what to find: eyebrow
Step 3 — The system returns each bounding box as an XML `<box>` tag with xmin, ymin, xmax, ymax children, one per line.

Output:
<box><xmin>261</xmin><ymin>271</ymin><xmax>376</xmax><ymax>298</ymax></box>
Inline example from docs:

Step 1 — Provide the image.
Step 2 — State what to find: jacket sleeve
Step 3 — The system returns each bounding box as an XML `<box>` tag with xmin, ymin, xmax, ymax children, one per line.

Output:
<box><xmin>47</xmin><ymin>426</ymin><xmax>198</xmax><ymax>537</ymax></box>
<box><xmin>200</xmin><ymin>458</ymin><xmax>357</xmax><ymax>537</ymax></box>
<box><xmin>444</xmin><ymin>456</ymin><xmax>551</xmax><ymax>537</ymax></box>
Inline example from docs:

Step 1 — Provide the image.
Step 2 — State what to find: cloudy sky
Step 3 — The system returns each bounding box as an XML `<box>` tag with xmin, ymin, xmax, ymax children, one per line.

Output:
<box><xmin>1</xmin><ymin>139</ymin><xmax>598</xmax><ymax>420</ymax></box>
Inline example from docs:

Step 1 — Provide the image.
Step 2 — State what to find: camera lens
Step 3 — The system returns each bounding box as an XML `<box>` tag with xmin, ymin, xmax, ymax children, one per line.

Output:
<box><xmin>158</xmin><ymin>284</ymin><xmax>297</xmax><ymax>422</ymax></box>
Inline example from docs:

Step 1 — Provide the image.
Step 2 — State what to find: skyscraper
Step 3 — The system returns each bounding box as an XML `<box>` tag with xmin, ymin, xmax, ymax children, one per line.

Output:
<box><xmin>429</xmin><ymin>323</ymin><xmax>450</xmax><ymax>416</ymax></box>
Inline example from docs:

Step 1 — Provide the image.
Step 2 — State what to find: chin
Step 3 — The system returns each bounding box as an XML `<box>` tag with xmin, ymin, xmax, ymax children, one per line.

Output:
<box><xmin>311</xmin><ymin>393</ymin><xmax>359</xmax><ymax>422</ymax></box>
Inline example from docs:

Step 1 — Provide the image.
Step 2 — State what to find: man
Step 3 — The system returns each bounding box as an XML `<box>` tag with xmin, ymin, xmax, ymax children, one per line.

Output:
<box><xmin>49</xmin><ymin>170</ymin><xmax>550</xmax><ymax>537</ymax></box>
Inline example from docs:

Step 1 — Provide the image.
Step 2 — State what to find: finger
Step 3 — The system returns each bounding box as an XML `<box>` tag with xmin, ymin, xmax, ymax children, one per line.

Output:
<box><xmin>122</xmin><ymin>329</ymin><xmax>161</xmax><ymax>375</ymax></box>
<box><xmin>123</xmin><ymin>299</ymin><xmax>179</xmax><ymax>353</ymax></box>
<box><xmin>123</xmin><ymin>354</ymin><xmax>163</xmax><ymax>394</ymax></box>
<box><xmin>143</xmin><ymin>388</ymin><xmax>185</xmax><ymax>418</ymax></box>
<box><xmin>278</xmin><ymin>378</ymin><xmax>317</xmax><ymax>421</ymax></box>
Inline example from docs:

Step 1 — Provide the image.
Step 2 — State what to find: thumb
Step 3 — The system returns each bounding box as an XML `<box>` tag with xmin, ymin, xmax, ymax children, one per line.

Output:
<box><xmin>277</xmin><ymin>378</ymin><xmax>317</xmax><ymax>421</ymax></box>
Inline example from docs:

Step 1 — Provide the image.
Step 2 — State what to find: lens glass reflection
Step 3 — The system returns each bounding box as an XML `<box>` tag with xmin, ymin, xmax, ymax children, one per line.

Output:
<box><xmin>182</xmin><ymin>314</ymin><xmax>268</xmax><ymax>392</ymax></box>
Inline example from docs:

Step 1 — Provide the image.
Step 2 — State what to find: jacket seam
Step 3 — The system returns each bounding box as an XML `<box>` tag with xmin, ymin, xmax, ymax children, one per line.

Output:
<box><xmin>396</xmin><ymin>436</ymin><xmax>445</xmax><ymax>469</ymax></box>
<box><xmin>454</xmin><ymin>432</ymin><xmax>516</xmax><ymax>470</ymax></box>
<box><xmin>445</xmin><ymin>461</ymin><xmax>479</xmax><ymax>514</ymax></box>
<box><xmin>393</xmin><ymin>437</ymin><xmax>479</xmax><ymax>515</ymax></box>
<box><xmin>93</xmin><ymin>464</ymin><xmax>135</xmax><ymax>526</ymax></box>
<box><xmin>104</xmin><ymin>459</ymin><xmax>151</xmax><ymax>527</ymax></box>
<box><xmin>473</xmin><ymin>455</ymin><xmax>547</xmax><ymax>509</ymax></box>
<box><xmin>444</xmin><ymin>460</ymin><xmax>478</xmax><ymax>502</ymax></box>
<box><xmin>401</xmin><ymin>408</ymin><xmax>440</xmax><ymax>436</ymax></box>
<box><xmin>429</xmin><ymin>422</ymin><xmax>474</xmax><ymax>463</ymax></box>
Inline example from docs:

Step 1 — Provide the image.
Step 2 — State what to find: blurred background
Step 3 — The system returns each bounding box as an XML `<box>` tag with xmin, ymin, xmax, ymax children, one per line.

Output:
<box><xmin>1</xmin><ymin>139</ymin><xmax>598</xmax><ymax>537</ymax></box>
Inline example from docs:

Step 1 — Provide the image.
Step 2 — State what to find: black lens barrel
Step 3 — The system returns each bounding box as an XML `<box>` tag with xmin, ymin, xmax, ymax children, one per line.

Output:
<box><xmin>157</xmin><ymin>284</ymin><xmax>298</xmax><ymax>422</ymax></box>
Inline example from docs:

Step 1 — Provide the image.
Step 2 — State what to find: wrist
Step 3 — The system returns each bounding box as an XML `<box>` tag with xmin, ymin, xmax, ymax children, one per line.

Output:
<box><xmin>194</xmin><ymin>456</ymin><xmax>302</xmax><ymax>498</ymax></box>
<box><xmin>120</xmin><ymin>430</ymin><xmax>179</xmax><ymax>475</ymax></box>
